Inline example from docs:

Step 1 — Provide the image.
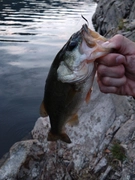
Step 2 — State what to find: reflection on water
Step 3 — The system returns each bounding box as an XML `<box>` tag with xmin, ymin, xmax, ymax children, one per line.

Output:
<box><xmin>0</xmin><ymin>0</ymin><xmax>96</xmax><ymax>157</ymax></box>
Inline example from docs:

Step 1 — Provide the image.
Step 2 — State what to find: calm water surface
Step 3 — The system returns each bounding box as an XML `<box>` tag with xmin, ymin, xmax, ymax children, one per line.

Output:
<box><xmin>0</xmin><ymin>0</ymin><xmax>96</xmax><ymax>157</ymax></box>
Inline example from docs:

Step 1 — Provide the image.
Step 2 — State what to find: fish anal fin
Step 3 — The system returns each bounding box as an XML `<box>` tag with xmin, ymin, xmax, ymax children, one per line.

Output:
<box><xmin>40</xmin><ymin>101</ymin><xmax>48</xmax><ymax>117</ymax></box>
<box><xmin>47</xmin><ymin>131</ymin><xmax>71</xmax><ymax>143</ymax></box>
<box><xmin>67</xmin><ymin>114</ymin><xmax>79</xmax><ymax>126</ymax></box>
<box><xmin>85</xmin><ymin>88</ymin><xmax>92</xmax><ymax>103</ymax></box>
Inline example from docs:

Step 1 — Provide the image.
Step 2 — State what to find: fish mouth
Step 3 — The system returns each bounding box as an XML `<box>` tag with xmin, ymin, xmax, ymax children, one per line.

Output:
<box><xmin>81</xmin><ymin>24</ymin><xmax>92</xmax><ymax>43</ymax></box>
<box><xmin>82</xmin><ymin>24</ymin><xmax>89</xmax><ymax>34</ymax></box>
<box><xmin>81</xmin><ymin>23</ymin><xmax>105</xmax><ymax>47</ymax></box>
<box><xmin>80</xmin><ymin>24</ymin><xmax>111</xmax><ymax>62</ymax></box>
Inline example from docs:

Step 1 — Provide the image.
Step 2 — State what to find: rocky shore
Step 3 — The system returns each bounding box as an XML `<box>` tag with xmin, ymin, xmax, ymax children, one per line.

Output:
<box><xmin>92</xmin><ymin>0</ymin><xmax>135</xmax><ymax>40</ymax></box>
<box><xmin>1</xmin><ymin>0</ymin><xmax>135</xmax><ymax>179</ymax></box>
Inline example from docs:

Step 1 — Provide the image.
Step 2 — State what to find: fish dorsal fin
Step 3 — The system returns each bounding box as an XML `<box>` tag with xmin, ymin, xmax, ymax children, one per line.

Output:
<box><xmin>40</xmin><ymin>101</ymin><xmax>48</xmax><ymax>117</ymax></box>
<box><xmin>67</xmin><ymin>114</ymin><xmax>79</xmax><ymax>126</ymax></box>
<box><xmin>85</xmin><ymin>88</ymin><xmax>92</xmax><ymax>103</ymax></box>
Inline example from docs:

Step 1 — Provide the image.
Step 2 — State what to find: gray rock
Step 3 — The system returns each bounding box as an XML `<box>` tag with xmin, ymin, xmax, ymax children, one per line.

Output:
<box><xmin>0</xmin><ymin>79</ymin><xmax>134</xmax><ymax>179</ymax></box>
<box><xmin>94</xmin><ymin>157</ymin><xmax>107</xmax><ymax>173</ymax></box>
<box><xmin>1</xmin><ymin>0</ymin><xmax>135</xmax><ymax>179</ymax></box>
<box><xmin>92</xmin><ymin>0</ymin><xmax>135</xmax><ymax>40</ymax></box>
<box><xmin>0</xmin><ymin>140</ymin><xmax>44</xmax><ymax>180</ymax></box>
<box><xmin>129</xmin><ymin>2</ymin><xmax>135</xmax><ymax>21</ymax></box>
<box><xmin>115</xmin><ymin>115</ymin><xmax>135</xmax><ymax>143</ymax></box>
<box><xmin>99</xmin><ymin>166</ymin><xmax>112</xmax><ymax>180</ymax></box>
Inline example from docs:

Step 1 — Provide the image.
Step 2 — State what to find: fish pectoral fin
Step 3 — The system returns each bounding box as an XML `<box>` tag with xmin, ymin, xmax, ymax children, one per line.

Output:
<box><xmin>40</xmin><ymin>101</ymin><xmax>48</xmax><ymax>117</ymax></box>
<box><xmin>85</xmin><ymin>88</ymin><xmax>92</xmax><ymax>103</ymax></box>
<box><xmin>47</xmin><ymin>131</ymin><xmax>71</xmax><ymax>143</ymax></box>
<box><xmin>67</xmin><ymin>114</ymin><xmax>79</xmax><ymax>126</ymax></box>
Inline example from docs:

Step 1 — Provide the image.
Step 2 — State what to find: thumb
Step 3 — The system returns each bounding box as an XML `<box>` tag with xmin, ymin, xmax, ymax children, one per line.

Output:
<box><xmin>102</xmin><ymin>34</ymin><xmax>135</xmax><ymax>55</ymax></box>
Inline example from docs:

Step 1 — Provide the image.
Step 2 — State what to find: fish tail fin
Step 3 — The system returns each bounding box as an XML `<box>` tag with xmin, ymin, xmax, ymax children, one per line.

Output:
<box><xmin>47</xmin><ymin>131</ymin><xmax>71</xmax><ymax>143</ymax></box>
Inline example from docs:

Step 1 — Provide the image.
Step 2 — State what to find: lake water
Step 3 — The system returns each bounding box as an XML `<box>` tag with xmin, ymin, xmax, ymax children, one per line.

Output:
<box><xmin>0</xmin><ymin>0</ymin><xmax>96</xmax><ymax>158</ymax></box>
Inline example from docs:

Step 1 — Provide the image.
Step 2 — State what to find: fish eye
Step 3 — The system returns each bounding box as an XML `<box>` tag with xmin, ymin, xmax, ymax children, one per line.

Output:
<box><xmin>68</xmin><ymin>41</ymin><xmax>78</xmax><ymax>51</ymax></box>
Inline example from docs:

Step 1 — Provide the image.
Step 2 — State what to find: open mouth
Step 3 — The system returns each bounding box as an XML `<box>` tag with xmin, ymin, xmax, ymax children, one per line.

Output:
<box><xmin>82</xmin><ymin>24</ymin><xmax>89</xmax><ymax>34</ymax></box>
<box><xmin>80</xmin><ymin>24</ymin><xmax>112</xmax><ymax>62</ymax></box>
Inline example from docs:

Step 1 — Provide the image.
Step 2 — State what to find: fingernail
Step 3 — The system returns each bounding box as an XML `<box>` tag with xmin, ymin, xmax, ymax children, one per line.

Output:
<box><xmin>116</xmin><ymin>55</ymin><xmax>125</xmax><ymax>64</ymax></box>
<box><xmin>101</xmin><ymin>41</ymin><xmax>110</xmax><ymax>47</ymax></box>
<box><xmin>102</xmin><ymin>41</ymin><xmax>114</xmax><ymax>48</ymax></box>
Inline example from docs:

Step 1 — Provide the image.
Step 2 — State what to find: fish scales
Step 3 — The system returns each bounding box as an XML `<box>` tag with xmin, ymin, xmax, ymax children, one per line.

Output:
<box><xmin>40</xmin><ymin>24</ymin><xmax>112</xmax><ymax>143</ymax></box>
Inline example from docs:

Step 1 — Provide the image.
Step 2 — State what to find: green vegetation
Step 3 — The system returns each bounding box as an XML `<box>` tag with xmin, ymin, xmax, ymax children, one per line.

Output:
<box><xmin>110</xmin><ymin>142</ymin><xmax>126</xmax><ymax>162</ymax></box>
<box><xmin>118</xmin><ymin>19</ymin><xmax>124</xmax><ymax>30</ymax></box>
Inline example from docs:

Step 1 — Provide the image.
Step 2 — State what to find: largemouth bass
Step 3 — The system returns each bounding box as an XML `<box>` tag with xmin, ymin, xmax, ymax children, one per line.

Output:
<box><xmin>40</xmin><ymin>24</ymin><xmax>111</xmax><ymax>143</ymax></box>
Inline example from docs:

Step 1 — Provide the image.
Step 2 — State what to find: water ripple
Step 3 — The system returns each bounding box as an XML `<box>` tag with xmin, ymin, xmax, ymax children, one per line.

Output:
<box><xmin>0</xmin><ymin>0</ymin><xmax>97</xmax><ymax>43</ymax></box>
<box><xmin>0</xmin><ymin>0</ymin><xmax>96</xmax><ymax>158</ymax></box>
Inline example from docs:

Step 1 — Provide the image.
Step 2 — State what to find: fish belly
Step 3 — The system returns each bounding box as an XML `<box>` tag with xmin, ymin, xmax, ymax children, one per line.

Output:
<box><xmin>44</xmin><ymin>62</ymin><xmax>96</xmax><ymax>143</ymax></box>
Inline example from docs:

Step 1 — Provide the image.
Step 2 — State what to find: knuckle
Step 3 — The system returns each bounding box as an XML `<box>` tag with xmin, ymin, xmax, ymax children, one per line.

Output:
<box><xmin>102</xmin><ymin>77</ymin><xmax>111</xmax><ymax>86</ymax></box>
<box><xmin>118</xmin><ymin>65</ymin><xmax>125</xmax><ymax>77</ymax></box>
<box><xmin>97</xmin><ymin>65</ymin><xmax>106</xmax><ymax>75</ymax></box>
<box><xmin>112</xmin><ymin>34</ymin><xmax>124</xmax><ymax>49</ymax></box>
<box><xmin>114</xmin><ymin>34</ymin><xmax>124</xmax><ymax>42</ymax></box>
<box><xmin>99</xmin><ymin>86</ymin><xmax>108</xmax><ymax>94</ymax></box>
<box><xmin>122</xmin><ymin>76</ymin><xmax>127</xmax><ymax>84</ymax></box>
<box><xmin>99</xmin><ymin>86</ymin><xmax>106</xmax><ymax>93</ymax></box>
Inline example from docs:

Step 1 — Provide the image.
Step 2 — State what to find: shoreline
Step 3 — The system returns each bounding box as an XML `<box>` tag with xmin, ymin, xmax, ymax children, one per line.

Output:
<box><xmin>1</xmin><ymin>1</ymin><xmax>135</xmax><ymax>179</ymax></box>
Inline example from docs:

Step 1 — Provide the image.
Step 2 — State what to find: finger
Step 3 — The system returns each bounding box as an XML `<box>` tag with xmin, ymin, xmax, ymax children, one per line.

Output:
<box><xmin>97</xmin><ymin>64</ymin><xmax>125</xmax><ymax>78</ymax></box>
<box><xmin>97</xmin><ymin>79</ymin><xmax>117</xmax><ymax>94</ymax></box>
<box><xmin>101</xmin><ymin>34</ymin><xmax>135</xmax><ymax>55</ymax></box>
<box><xmin>100</xmin><ymin>76</ymin><xmax>126</xmax><ymax>87</ymax></box>
<box><xmin>96</xmin><ymin>54</ymin><xmax>126</xmax><ymax>67</ymax></box>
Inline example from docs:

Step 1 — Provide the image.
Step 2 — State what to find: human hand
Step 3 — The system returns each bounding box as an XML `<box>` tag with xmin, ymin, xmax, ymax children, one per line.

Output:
<box><xmin>96</xmin><ymin>34</ymin><xmax>135</xmax><ymax>97</ymax></box>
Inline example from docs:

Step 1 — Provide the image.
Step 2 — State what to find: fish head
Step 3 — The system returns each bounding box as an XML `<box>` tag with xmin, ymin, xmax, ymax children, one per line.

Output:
<box><xmin>59</xmin><ymin>29</ymin><xmax>84</xmax><ymax>70</ymax></box>
<box><xmin>57</xmin><ymin>24</ymin><xmax>112</xmax><ymax>83</ymax></box>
